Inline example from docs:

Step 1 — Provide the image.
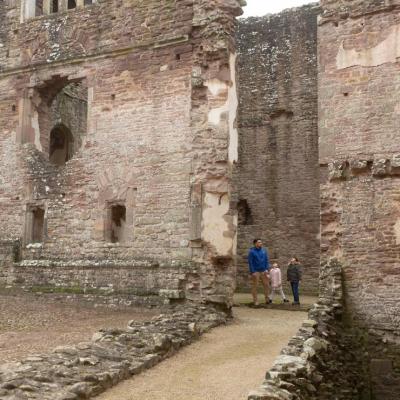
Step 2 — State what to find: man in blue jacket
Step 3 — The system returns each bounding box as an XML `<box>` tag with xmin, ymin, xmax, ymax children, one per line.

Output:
<box><xmin>248</xmin><ymin>238</ymin><xmax>271</xmax><ymax>306</ymax></box>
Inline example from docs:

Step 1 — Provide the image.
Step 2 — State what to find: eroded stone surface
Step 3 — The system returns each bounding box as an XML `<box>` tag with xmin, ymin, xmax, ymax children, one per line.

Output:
<box><xmin>319</xmin><ymin>0</ymin><xmax>400</xmax><ymax>397</ymax></box>
<box><xmin>0</xmin><ymin>0</ymin><xmax>244</xmax><ymax>306</ymax></box>
<box><xmin>0</xmin><ymin>303</ymin><xmax>228</xmax><ymax>400</ymax></box>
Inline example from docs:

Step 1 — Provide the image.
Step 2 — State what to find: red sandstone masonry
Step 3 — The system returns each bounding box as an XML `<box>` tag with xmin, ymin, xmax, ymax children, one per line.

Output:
<box><xmin>0</xmin><ymin>0</ymin><xmax>244</xmax><ymax>306</ymax></box>
<box><xmin>319</xmin><ymin>1</ymin><xmax>400</xmax><ymax>397</ymax></box>
<box><xmin>236</xmin><ymin>5</ymin><xmax>320</xmax><ymax>294</ymax></box>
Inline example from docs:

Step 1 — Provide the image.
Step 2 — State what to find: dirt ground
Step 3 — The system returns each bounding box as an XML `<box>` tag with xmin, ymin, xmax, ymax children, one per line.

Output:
<box><xmin>0</xmin><ymin>290</ymin><xmax>157</xmax><ymax>363</ymax></box>
<box><xmin>95</xmin><ymin>307</ymin><xmax>307</xmax><ymax>400</ymax></box>
<box><xmin>0</xmin><ymin>290</ymin><xmax>311</xmax><ymax>400</ymax></box>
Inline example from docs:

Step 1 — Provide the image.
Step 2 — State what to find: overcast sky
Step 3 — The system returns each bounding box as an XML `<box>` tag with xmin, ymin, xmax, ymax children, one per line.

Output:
<box><xmin>241</xmin><ymin>0</ymin><xmax>312</xmax><ymax>18</ymax></box>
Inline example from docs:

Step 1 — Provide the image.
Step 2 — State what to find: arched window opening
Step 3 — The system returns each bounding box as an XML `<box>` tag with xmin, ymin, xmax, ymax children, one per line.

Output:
<box><xmin>49</xmin><ymin>125</ymin><xmax>73</xmax><ymax>166</ymax></box>
<box><xmin>34</xmin><ymin>79</ymin><xmax>88</xmax><ymax>164</ymax></box>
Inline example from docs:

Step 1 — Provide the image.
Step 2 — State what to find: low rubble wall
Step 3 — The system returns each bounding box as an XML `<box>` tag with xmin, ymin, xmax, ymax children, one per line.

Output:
<box><xmin>248</xmin><ymin>259</ymin><xmax>370</xmax><ymax>400</ymax></box>
<box><xmin>0</xmin><ymin>303</ymin><xmax>228</xmax><ymax>400</ymax></box>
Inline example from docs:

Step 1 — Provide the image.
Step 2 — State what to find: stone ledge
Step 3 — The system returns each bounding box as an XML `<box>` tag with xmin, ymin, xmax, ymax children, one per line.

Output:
<box><xmin>15</xmin><ymin>259</ymin><xmax>198</xmax><ymax>270</ymax></box>
<box><xmin>0</xmin><ymin>35</ymin><xmax>190</xmax><ymax>78</ymax></box>
<box><xmin>319</xmin><ymin>1</ymin><xmax>400</xmax><ymax>25</ymax></box>
<box><xmin>327</xmin><ymin>155</ymin><xmax>400</xmax><ymax>181</ymax></box>
<box><xmin>243</xmin><ymin>303</ymin><xmax>311</xmax><ymax>313</ymax></box>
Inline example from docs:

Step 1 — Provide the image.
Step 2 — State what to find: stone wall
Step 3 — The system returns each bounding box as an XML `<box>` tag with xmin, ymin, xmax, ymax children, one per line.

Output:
<box><xmin>235</xmin><ymin>4</ymin><xmax>320</xmax><ymax>294</ymax></box>
<box><xmin>0</xmin><ymin>0</ymin><xmax>244</xmax><ymax>306</ymax></box>
<box><xmin>0</xmin><ymin>302</ymin><xmax>229</xmax><ymax>400</ymax></box>
<box><xmin>319</xmin><ymin>0</ymin><xmax>400</xmax><ymax>398</ymax></box>
<box><xmin>248</xmin><ymin>260</ymin><xmax>371</xmax><ymax>400</ymax></box>
<box><xmin>10</xmin><ymin>258</ymin><xmax>199</xmax><ymax>306</ymax></box>
<box><xmin>0</xmin><ymin>240</ymin><xmax>20</xmax><ymax>285</ymax></box>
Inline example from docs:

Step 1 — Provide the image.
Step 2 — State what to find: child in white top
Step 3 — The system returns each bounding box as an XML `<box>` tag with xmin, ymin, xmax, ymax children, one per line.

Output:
<box><xmin>269</xmin><ymin>263</ymin><xmax>289</xmax><ymax>303</ymax></box>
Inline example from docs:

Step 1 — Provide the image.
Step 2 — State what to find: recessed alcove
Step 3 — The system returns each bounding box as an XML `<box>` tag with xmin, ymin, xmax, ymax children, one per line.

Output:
<box><xmin>18</xmin><ymin>78</ymin><xmax>88</xmax><ymax>165</ymax></box>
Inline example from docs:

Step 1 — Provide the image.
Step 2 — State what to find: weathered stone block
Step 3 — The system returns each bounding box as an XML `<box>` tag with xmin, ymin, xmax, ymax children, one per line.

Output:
<box><xmin>328</xmin><ymin>161</ymin><xmax>348</xmax><ymax>180</ymax></box>
<box><xmin>372</xmin><ymin>159</ymin><xmax>389</xmax><ymax>177</ymax></box>
<box><xmin>350</xmin><ymin>159</ymin><xmax>369</xmax><ymax>172</ymax></box>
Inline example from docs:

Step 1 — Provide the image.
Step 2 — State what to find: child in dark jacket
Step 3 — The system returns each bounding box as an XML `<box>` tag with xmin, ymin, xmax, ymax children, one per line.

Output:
<box><xmin>287</xmin><ymin>257</ymin><xmax>302</xmax><ymax>305</ymax></box>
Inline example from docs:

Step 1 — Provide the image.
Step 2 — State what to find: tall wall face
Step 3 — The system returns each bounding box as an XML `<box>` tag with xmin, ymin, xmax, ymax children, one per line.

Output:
<box><xmin>319</xmin><ymin>1</ymin><xmax>400</xmax><ymax>397</ymax></box>
<box><xmin>236</xmin><ymin>5</ymin><xmax>320</xmax><ymax>293</ymax></box>
<box><xmin>0</xmin><ymin>0</ymin><xmax>243</xmax><ymax>305</ymax></box>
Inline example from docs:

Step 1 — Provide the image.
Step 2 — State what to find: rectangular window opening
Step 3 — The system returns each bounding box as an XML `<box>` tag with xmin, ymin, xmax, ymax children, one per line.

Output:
<box><xmin>51</xmin><ymin>0</ymin><xmax>58</xmax><ymax>13</ymax></box>
<box><xmin>35</xmin><ymin>0</ymin><xmax>43</xmax><ymax>16</ymax></box>
<box><xmin>68</xmin><ymin>0</ymin><xmax>76</xmax><ymax>9</ymax></box>
<box><xmin>84</xmin><ymin>0</ymin><xmax>93</xmax><ymax>5</ymax></box>
<box><xmin>31</xmin><ymin>208</ymin><xmax>45</xmax><ymax>243</ymax></box>
<box><xmin>107</xmin><ymin>204</ymin><xmax>126</xmax><ymax>243</ymax></box>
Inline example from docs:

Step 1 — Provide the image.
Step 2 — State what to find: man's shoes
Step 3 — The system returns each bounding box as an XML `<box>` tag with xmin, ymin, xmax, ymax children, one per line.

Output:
<box><xmin>292</xmin><ymin>302</ymin><xmax>300</xmax><ymax>306</ymax></box>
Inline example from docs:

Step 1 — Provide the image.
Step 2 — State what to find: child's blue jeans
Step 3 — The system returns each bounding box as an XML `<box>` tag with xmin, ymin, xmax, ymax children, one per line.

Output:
<box><xmin>290</xmin><ymin>281</ymin><xmax>300</xmax><ymax>303</ymax></box>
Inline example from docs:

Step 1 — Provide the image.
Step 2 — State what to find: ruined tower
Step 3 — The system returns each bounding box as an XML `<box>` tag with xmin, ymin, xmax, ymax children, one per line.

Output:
<box><xmin>0</xmin><ymin>0</ymin><xmax>244</xmax><ymax>306</ymax></box>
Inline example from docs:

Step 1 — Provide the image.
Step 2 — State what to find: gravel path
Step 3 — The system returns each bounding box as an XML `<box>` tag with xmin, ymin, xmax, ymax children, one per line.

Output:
<box><xmin>0</xmin><ymin>291</ymin><xmax>157</xmax><ymax>363</ymax></box>
<box><xmin>95</xmin><ymin>307</ymin><xmax>307</xmax><ymax>400</ymax></box>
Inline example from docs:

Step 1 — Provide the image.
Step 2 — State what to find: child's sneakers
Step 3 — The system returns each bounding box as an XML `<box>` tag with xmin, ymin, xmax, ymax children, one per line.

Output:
<box><xmin>283</xmin><ymin>299</ymin><xmax>289</xmax><ymax>303</ymax></box>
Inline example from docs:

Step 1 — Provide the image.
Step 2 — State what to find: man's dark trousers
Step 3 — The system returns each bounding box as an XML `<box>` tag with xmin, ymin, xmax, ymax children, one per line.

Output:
<box><xmin>291</xmin><ymin>282</ymin><xmax>300</xmax><ymax>303</ymax></box>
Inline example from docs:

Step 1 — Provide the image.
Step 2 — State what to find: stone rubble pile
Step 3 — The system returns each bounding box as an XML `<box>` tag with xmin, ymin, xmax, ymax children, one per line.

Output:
<box><xmin>248</xmin><ymin>259</ymin><xmax>366</xmax><ymax>400</ymax></box>
<box><xmin>0</xmin><ymin>303</ymin><xmax>228</xmax><ymax>400</ymax></box>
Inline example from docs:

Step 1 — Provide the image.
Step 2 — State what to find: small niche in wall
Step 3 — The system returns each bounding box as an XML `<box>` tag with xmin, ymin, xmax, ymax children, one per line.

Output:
<box><xmin>35</xmin><ymin>0</ymin><xmax>43</xmax><ymax>16</ymax></box>
<box><xmin>237</xmin><ymin>199</ymin><xmax>253</xmax><ymax>226</ymax></box>
<box><xmin>51</xmin><ymin>0</ymin><xmax>58</xmax><ymax>13</ymax></box>
<box><xmin>26</xmin><ymin>207</ymin><xmax>45</xmax><ymax>244</ymax></box>
<box><xmin>49</xmin><ymin>125</ymin><xmax>74</xmax><ymax>166</ymax></box>
<box><xmin>67</xmin><ymin>0</ymin><xmax>76</xmax><ymax>9</ymax></box>
<box><xmin>106</xmin><ymin>204</ymin><xmax>127</xmax><ymax>243</ymax></box>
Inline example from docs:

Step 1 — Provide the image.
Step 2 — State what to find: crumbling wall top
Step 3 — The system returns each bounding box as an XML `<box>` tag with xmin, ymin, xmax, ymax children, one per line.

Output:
<box><xmin>320</xmin><ymin>0</ymin><xmax>400</xmax><ymax>22</ymax></box>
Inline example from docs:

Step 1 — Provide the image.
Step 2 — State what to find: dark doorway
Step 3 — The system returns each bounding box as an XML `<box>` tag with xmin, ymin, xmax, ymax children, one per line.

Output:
<box><xmin>49</xmin><ymin>125</ymin><xmax>73</xmax><ymax>166</ymax></box>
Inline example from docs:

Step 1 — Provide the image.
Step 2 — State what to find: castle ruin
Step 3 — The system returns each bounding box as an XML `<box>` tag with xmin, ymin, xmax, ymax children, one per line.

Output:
<box><xmin>0</xmin><ymin>0</ymin><xmax>399</xmax><ymax>398</ymax></box>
